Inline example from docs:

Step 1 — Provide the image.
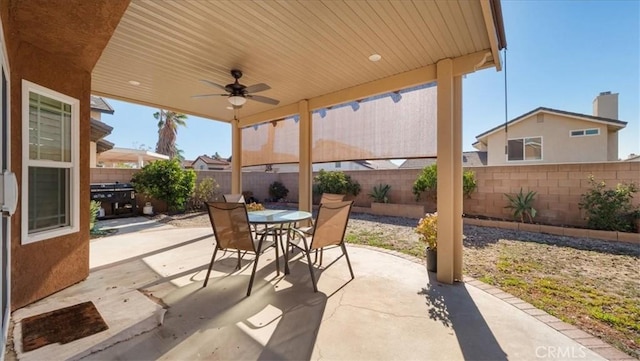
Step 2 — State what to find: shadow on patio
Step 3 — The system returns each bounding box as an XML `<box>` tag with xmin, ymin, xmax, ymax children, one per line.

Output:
<box><xmin>11</xmin><ymin>218</ymin><xmax>609</xmax><ymax>360</ymax></box>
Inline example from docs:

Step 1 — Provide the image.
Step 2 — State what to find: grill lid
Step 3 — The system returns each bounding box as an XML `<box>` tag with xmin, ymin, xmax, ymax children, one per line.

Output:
<box><xmin>90</xmin><ymin>183</ymin><xmax>135</xmax><ymax>192</ymax></box>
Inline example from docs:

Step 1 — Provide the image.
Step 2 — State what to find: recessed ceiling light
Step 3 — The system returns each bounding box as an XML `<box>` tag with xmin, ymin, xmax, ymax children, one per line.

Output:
<box><xmin>368</xmin><ymin>54</ymin><xmax>382</xmax><ymax>62</ymax></box>
<box><xmin>128</xmin><ymin>80</ymin><xmax>141</xmax><ymax>86</ymax></box>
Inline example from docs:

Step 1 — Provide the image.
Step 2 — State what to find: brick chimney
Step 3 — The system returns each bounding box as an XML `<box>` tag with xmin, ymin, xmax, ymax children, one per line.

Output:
<box><xmin>592</xmin><ymin>91</ymin><xmax>618</xmax><ymax>120</ymax></box>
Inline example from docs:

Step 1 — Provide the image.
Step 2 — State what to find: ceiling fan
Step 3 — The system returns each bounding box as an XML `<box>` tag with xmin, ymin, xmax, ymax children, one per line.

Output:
<box><xmin>192</xmin><ymin>69</ymin><xmax>280</xmax><ymax>107</ymax></box>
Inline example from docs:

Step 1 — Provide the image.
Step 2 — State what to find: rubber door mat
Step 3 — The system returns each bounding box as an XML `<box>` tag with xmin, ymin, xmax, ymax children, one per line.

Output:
<box><xmin>21</xmin><ymin>301</ymin><xmax>108</xmax><ymax>352</ymax></box>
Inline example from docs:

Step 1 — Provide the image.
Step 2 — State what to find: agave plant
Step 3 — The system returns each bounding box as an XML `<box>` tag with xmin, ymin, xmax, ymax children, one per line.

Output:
<box><xmin>369</xmin><ymin>183</ymin><xmax>391</xmax><ymax>203</ymax></box>
<box><xmin>504</xmin><ymin>188</ymin><xmax>537</xmax><ymax>223</ymax></box>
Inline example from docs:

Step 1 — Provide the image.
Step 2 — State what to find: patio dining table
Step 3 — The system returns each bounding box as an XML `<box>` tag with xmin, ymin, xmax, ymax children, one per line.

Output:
<box><xmin>247</xmin><ymin>209</ymin><xmax>312</xmax><ymax>226</ymax></box>
<box><xmin>248</xmin><ymin>209</ymin><xmax>312</xmax><ymax>274</ymax></box>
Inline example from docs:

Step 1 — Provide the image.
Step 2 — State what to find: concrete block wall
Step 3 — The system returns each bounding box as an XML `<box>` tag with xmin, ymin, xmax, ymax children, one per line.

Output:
<box><xmin>466</xmin><ymin>162</ymin><xmax>639</xmax><ymax>226</ymax></box>
<box><xmin>90</xmin><ymin>168</ymin><xmax>137</xmax><ymax>184</ymax></box>
<box><xmin>90</xmin><ymin>161</ymin><xmax>639</xmax><ymax>227</ymax></box>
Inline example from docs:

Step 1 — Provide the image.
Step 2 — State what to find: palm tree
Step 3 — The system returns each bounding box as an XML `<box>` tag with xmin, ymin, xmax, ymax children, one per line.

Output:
<box><xmin>174</xmin><ymin>146</ymin><xmax>186</xmax><ymax>162</ymax></box>
<box><xmin>155</xmin><ymin>110</ymin><xmax>187</xmax><ymax>159</ymax></box>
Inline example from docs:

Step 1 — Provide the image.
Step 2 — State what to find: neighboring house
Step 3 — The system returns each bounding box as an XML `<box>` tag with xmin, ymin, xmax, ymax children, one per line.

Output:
<box><xmin>97</xmin><ymin>147</ymin><xmax>169</xmax><ymax>168</ymax></box>
<box><xmin>243</xmin><ymin>160</ymin><xmax>398</xmax><ymax>173</ymax></box>
<box><xmin>400</xmin><ymin>151</ymin><xmax>488</xmax><ymax>169</ymax></box>
<box><xmin>192</xmin><ymin>155</ymin><xmax>231</xmax><ymax>170</ymax></box>
<box><xmin>624</xmin><ymin>154</ymin><xmax>640</xmax><ymax>162</ymax></box>
<box><xmin>90</xmin><ymin>96</ymin><xmax>168</xmax><ymax>168</ymax></box>
<box><xmin>89</xmin><ymin>95</ymin><xmax>115</xmax><ymax>167</ymax></box>
<box><xmin>473</xmin><ymin>92</ymin><xmax>627</xmax><ymax>165</ymax></box>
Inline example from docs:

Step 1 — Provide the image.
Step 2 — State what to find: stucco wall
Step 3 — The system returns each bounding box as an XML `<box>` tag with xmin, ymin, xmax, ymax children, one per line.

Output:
<box><xmin>6</xmin><ymin>39</ymin><xmax>92</xmax><ymax>310</ymax></box>
<box><xmin>607</xmin><ymin>130</ymin><xmax>618</xmax><ymax>161</ymax></box>
<box><xmin>486</xmin><ymin>113</ymin><xmax>612</xmax><ymax>165</ymax></box>
<box><xmin>3</xmin><ymin>0</ymin><xmax>130</xmax><ymax>310</ymax></box>
<box><xmin>92</xmin><ymin>162</ymin><xmax>639</xmax><ymax>229</ymax></box>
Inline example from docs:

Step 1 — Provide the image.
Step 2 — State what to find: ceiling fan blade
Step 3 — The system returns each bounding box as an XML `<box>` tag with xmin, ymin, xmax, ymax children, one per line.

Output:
<box><xmin>244</xmin><ymin>83</ymin><xmax>271</xmax><ymax>93</ymax></box>
<box><xmin>191</xmin><ymin>93</ymin><xmax>227</xmax><ymax>98</ymax></box>
<box><xmin>199</xmin><ymin>79</ymin><xmax>227</xmax><ymax>91</ymax></box>
<box><xmin>246</xmin><ymin>94</ymin><xmax>280</xmax><ymax>105</ymax></box>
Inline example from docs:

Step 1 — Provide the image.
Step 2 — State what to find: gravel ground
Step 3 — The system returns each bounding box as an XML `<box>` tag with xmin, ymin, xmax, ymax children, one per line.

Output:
<box><xmin>153</xmin><ymin>209</ymin><xmax>640</xmax><ymax>256</ymax></box>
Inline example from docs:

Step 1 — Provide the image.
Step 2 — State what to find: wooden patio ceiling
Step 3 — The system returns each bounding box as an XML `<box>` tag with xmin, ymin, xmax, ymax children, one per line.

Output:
<box><xmin>91</xmin><ymin>0</ymin><xmax>506</xmax><ymax>127</ymax></box>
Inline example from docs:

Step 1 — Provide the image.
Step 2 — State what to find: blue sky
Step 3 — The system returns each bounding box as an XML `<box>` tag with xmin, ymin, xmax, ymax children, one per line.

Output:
<box><xmin>102</xmin><ymin>0</ymin><xmax>639</xmax><ymax>161</ymax></box>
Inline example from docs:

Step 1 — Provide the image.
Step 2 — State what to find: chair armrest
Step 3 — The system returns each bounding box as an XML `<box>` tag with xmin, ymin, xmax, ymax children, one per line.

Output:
<box><xmin>288</xmin><ymin>227</ymin><xmax>308</xmax><ymax>240</ymax></box>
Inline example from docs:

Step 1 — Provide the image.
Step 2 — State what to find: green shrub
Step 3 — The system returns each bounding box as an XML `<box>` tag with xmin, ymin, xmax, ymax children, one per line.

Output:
<box><xmin>131</xmin><ymin>159</ymin><xmax>196</xmax><ymax>212</ymax></box>
<box><xmin>463</xmin><ymin>171</ymin><xmax>478</xmax><ymax>198</ymax></box>
<box><xmin>579</xmin><ymin>176</ymin><xmax>638</xmax><ymax>232</ymax></box>
<box><xmin>504</xmin><ymin>188</ymin><xmax>537</xmax><ymax>223</ymax></box>
<box><xmin>369</xmin><ymin>184</ymin><xmax>391</xmax><ymax>203</ymax></box>
<box><xmin>268</xmin><ymin>181</ymin><xmax>289</xmax><ymax>201</ymax></box>
<box><xmin>412</xmin><ymin>164</ymin><xmax>477</xmax><ymax>201</ymax></box>
<box><xmin>313</xmin><ymin>170</ymin><xmax>361</xmax><ymax>197</ymax></box>
<box><xmin>189</xmin><ymin>177</ymin><xmax>220</xmax><ymax>211</ymax></box>
<box><xmin>89</xmin><ymin>200</ymin><xmax>101</xmax><ymax>232</ymax></box>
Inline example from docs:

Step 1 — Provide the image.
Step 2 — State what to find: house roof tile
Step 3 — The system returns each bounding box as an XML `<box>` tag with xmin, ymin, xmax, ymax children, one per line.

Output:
<box><xmin>399</xmin><ymin>151</ymin><xmax>487</xmax><ymax>169</ymax></box>
<box><xmin>90</xmin><ymin>96</ymin><xmax>115</xmax><ymax>114</ymax></box>
<box><xmin>475</xmin><ymin>107</ymin><xmax>627</xmax><ymax>141</ymax></box>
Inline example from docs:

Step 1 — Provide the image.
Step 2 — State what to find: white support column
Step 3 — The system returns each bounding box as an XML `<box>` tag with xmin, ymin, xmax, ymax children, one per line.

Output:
<box><xmin>231</xmin><ymin>118</ymin><xmax>242</xmax><ymax>194</ymax></box>
<box><xmin>90</xmin><ymin>141</ymin><xmax>97</xmax><ymax>168</ymax></box>
<box><xmin>137</xmin><ymin>154</ymin><xmax>144</xmax><ymax>168</ymax></box>
<box><xmin>436</xmin><ymin>58</ymin><xmax>455</xmax><ymax>284</ymax></box>
<box><xmin>298</xmin><ymin>100</ymin><xmax>312</xmax><ymax>212</ymax></box>
<box><xmin>453</xmin><ymin>75</ymin><xmax>463</xmax><ymax>281</ymax></box>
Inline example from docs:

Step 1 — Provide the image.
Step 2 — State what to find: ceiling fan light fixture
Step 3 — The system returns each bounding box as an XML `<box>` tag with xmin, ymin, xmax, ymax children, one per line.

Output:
<box><xmin>228</xmin><ymin>95</ymin><xmax>246</xmax><ymax>106</ymax></box>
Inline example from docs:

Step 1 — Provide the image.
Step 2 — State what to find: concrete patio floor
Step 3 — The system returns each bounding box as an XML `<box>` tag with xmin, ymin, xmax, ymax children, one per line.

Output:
<box><xmin>10</xmin><ymin>216</ymin><xmax>630</xmax><ymax>361</ymax></box>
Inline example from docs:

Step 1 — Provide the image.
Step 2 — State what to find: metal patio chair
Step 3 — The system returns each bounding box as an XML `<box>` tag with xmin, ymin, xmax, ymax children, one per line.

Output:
<box><xmin>286</xmin><ymin>200</ymin><xmax>354</xmax><ymax>292</ymax></box>
<box><xmin>222</xmin><ymin>193</ymin><xmax>245</xmax><ymax>203</ymax></box>
<box><xmin>296</xmin><ymin>193</ymin><xmax>347</xmax><ymax>263</ymax></box>
<box><xmin>203</xmin><ymin>202</ymin><xmax>279</xmax><ymax>296</ymax></box>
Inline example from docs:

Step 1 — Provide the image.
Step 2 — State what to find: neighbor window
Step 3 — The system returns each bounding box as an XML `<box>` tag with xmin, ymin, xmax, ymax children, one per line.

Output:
<box><xmin>507</xmin><ymin>137</ymin><xmax>542</xmax><ymax>161</ymax></box>
<box><xmin>22</xmin><ymin>80</ymin><xmax>79</xmax><ymax>244</ymax></box>
<box><xmin>570</xmin><ymin>128</ymin><xmax>599</xmax><ymax>137</ymax></box>
<box><xmin>335</xmin><ymin>162</ymin><xmax>341</xmax><ymax>168</ymax></box>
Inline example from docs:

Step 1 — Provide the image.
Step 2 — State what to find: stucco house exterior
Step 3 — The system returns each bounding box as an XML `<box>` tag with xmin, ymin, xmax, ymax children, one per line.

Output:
<box><xmin>473</xmin><ymin>92</ymin><xmax>627</xmax><ymax>165</ymax></box>
<box><xmin>191</xmin><ymin>155</ymin><xmax>230</xmax><ymax>171</ymax></box>
<box><xmin>89</xmin><ymin>96</ymin><xmax>115</xmax><ymax>168</ymax></box>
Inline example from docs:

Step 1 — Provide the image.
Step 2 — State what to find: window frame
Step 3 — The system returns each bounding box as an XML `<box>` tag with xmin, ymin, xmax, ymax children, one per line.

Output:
<box><xmin>506</xmin><ymin>136</ymin><xmax>543</xmax><ymax>162</ymax></box>
<box><xmin>569</xmin><ymin>128</ymin><xmax>600</xmax><ymax>137</ymax></box>
<box><xmin>21</xmin><ymin>80</ymin><xmax>80</xmax><ymax>244</ymax></box>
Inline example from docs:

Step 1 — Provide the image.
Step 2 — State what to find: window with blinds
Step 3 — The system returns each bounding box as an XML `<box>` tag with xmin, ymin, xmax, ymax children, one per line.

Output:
<box><xmin>507</xmin><ymin>137</ymin><xmax>543</xmax><ymax>162</ymax></box>
<box><xmin>22</xmin><ymin>80</ymin><xmax>79</xmax><ymax>244</ymax></box>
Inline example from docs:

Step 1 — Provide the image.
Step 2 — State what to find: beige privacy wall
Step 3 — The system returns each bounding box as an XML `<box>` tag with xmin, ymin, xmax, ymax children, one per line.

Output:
<box><xmin>91</xmin><ymin>161</ymin><xmax>639</xmax><ymax>227</ymax></box>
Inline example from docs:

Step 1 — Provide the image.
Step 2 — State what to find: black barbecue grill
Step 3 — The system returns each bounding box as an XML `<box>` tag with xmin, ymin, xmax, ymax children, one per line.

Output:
<box><xmin>90</xmin><ymin>182</ymin><xmax>137</xmax><ymax>218</ymax></box>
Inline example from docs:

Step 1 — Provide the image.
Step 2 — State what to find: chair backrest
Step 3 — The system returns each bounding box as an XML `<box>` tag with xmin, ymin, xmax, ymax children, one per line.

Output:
<box><xmin>311</xmin><ymin>200</ymin><xmax>353</xmax><ymax>249</ymax></box>
<box><xmin>223</xmin><ymin>193</ymin><xmax>245</xmax><ymax>203</ymax></box>
<box><xmin>320</xmin><ymin>193</ymin><xmax>346</xmax><ymax>205</ymax></box>
<box><xmin>205</xmin><ymin>202</ymin><xmax>255</xmax><ymax>252</ymax></box>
